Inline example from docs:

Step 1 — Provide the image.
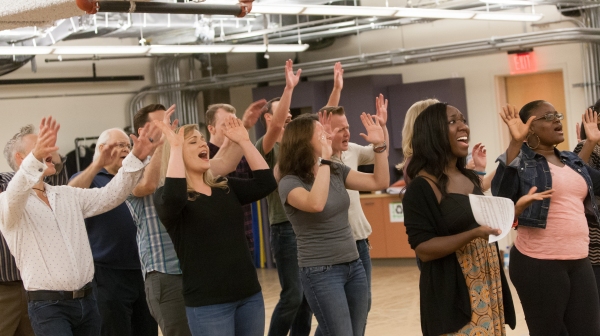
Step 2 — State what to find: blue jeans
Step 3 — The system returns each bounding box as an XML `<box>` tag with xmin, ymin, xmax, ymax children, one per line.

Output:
<box><xmin>300</xmin><ymin>259</ymin><xmax>368</xmax><ymax>336</ymax></box>
<box><xmin>27</xmin><ymin>294</ymin><xmax>101</xmax><ymax>336</ymax></box>
<box><xmin>268</xmin><ymin>222</ymin><xmax>312</xmax><ymax>336</ymax></box>
<box><xmin>185</xmin><ymin>291</ymin><xmax>265</xmax><ymax>336</ymax></box>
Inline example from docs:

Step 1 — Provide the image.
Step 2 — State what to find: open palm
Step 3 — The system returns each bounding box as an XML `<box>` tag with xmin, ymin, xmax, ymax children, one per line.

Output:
<box><xmin>582</xmin><ymin>108</ymin><xmax>600</xmax><ymax>143</ymax></box>
<box><xmin>499</xmin><ymin>104</ymin><xmax>533</xmax><ymax>143</ymax></box>
<box><xmin>359</xmin><ymin>113</ymin><xmax>384</xmax><ymax>144</ymax></box>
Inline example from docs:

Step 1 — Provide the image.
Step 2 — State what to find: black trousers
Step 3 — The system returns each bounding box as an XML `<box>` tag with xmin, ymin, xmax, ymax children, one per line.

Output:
<box><xmin>94</xmin><ymin>264</ymin><xmax>158</xmax><ymax>336</ymax></box>
<box><xmin>509</xmin><ymin>246</ymin><xmax>600</xmax><ymax>336</ymax></box>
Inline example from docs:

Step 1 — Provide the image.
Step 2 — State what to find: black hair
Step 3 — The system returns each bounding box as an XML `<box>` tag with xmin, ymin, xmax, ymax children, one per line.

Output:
<box><xmin>406</xmin><ymin>102</ymin><xmax>480</xmax><ymax>196</ymax></box>
<box><xmin>580</xmin><ymin>98</ymin><xmax>600</xmax><ymax>141</ymax></box>
<box><xmin>519</xmin><ymin>100</ymin><xmax>546</xmax><ymax>124</ymax></box>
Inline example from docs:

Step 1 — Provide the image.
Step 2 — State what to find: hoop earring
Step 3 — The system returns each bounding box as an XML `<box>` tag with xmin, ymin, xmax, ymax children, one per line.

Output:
<box><xmin>526</xmin><ymin>133</ymin><xmax>540</xmax><ymax>149</ymax></box>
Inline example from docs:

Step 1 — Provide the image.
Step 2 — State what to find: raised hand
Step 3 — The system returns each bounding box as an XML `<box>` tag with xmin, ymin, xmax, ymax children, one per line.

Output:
<box><xmin>359</xmin><ymin>113</ymin><xmax>384</xmax><ymax>145</ymax></box>
<box><xmin>582</xmin><ymin>108</ymin><xmax>600</xmax><ymax>144</ymax></box>
<box><xmin>242</xmin><ymin>99</ymin><xmax>267</xmax><ymax>129</ymax></box>
<box><xmin>153</xmin><ymin>120</ymin><xmax>183</xmax><ymax>148</ymax></box>
<box><xmin>285</xmin><ymin>59</ymin><xmax>302</xmax><ymax>89</ymax></box>
<box><xmin>471</xmin><ymin>143</ymin><xmax>487</xmax><ymax>172</ymax></box>
<box><xmin>224</xmin><ymin>115</ymin><xmax>250</xmax><ymax>144</ymax></box>
<box><xmin>515</xmin><ymin>186</ymin><xmax>553</xmax><ymax>217</ymax></box>
<box><xmin>375</xmin><ymin>93</ymin><xmax>388</xmax><ymax>126</ymax></box>
<box><xmin>318</xmin><ymin>110</ymin><xmax>333</xmax><ymax>135</ymax></box>
<box><xmin>333</xmin><ymin>62</ymin><xmax>343</xmax><ymax>91</ymax></box>
<box><xmin>499</xmin><ymin>104</ymin><xmax>534</xmax><ymax>143</ymax></box>
<box><xmin>319</xmin><ymin>127</ymin><xmax>334</xmax><ymax>160</ymax></box>
<box><xmin>32</xmin><ymin>116</ymin><xmax>60</xmax><ymax>162</ymax></box>
<box><xmin>131</xmin><ymin>121</ymin><xmax>162</xmax><ymax>160</ymax></box>
<box><xmin>94</xmin><ymin>143</ymin><xmax>119</xmax><ymax>169</ymax></box>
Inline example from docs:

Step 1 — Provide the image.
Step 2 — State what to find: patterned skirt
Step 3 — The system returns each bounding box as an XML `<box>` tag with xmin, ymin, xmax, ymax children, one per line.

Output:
<box><xmin>442</xmin><ymin>237</ymin><xmax>506</xmax><ymax>336</ymax></box>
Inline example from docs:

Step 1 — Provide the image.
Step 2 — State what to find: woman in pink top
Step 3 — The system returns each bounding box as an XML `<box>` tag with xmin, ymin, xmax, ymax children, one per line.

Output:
<box><xmin>493</xmin><ymin>100</ymin><xmax>600</xmax><ymax>336</ymax></box>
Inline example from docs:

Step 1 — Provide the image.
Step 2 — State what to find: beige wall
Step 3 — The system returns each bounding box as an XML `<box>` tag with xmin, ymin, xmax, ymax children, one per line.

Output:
<box><xmin>0</xmin><ymin>6</ymin><xmax>588</xmax><ymax>174</ymax></box>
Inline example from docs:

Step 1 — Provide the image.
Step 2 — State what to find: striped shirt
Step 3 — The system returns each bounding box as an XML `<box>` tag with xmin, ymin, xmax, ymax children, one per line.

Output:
<box><xmin>127</xmin><ymin>194</ymin><xmax>181</xmax><ymax>278</ymax></box>
<box><xmin>0</xmin><ymin>158</ymin><xmax>68</xmax><ymax>283</ymax></box>
<box><xmin>574</xmin><ymin>140</ymin><xmax>600</xmax><ymax>265</ymax></box>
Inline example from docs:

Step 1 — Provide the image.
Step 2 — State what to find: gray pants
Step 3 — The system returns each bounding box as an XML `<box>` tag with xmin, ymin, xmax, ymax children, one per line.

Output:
<box><xmin>144</xmin><ymin>272</ymin><xmax>191</xmax><ymax>336</ymax></box>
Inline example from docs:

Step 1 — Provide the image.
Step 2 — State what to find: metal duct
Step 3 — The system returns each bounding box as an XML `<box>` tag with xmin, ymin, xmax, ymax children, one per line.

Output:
<box><xmin>128</xmin><ymin>27</ymin><xmax>600</xmax><ymax>123</ymax></box>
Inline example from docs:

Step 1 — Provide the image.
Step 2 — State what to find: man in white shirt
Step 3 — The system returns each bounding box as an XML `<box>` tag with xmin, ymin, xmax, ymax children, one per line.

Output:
<box><xmin>0</xmin><ymin>116</ymin><xmax>161</xmax><ymax>336</ymax></box>
<box><xmin>320</xmin><ymin>97</ymin><xmax>389</xmax><ymax>322</ymax></box>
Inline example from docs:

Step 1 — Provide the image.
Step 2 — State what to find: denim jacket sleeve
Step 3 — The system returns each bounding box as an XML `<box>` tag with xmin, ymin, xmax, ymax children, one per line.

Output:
<box><xmin>491</xmin><ymin>151</ymin><xmax>521</xmax><ymax>204</ymax></box>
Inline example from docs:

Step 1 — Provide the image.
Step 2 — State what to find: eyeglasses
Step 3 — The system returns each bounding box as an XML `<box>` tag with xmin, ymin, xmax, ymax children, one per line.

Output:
<box><xmin>532</xmin><ymin>112</ymin><xmax>564</xmax><ymax>122</ymax></box>
<box><xmin>115</xmin><ymin>142</ymin><xmax>132</xmax><ymax>150</ymax></box>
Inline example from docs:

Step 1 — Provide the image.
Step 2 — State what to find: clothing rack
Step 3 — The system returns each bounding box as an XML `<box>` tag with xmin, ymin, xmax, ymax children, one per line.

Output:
<box><xmin>74</xmin><ymin>136</ymin><xmax>99</xmax><ymax>172</ymax></box>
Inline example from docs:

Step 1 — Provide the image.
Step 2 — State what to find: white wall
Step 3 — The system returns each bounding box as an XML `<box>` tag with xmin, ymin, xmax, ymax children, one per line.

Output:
<box><xmin>0</xmin><ymin>38</ymin><xmax>154</xmax><ymax>172</ymax></box>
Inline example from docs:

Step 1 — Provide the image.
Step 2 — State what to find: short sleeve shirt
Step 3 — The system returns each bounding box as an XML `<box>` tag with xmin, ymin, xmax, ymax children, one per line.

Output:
<box><xmin>278</xmin><ymin>163</ymin><xmax>359</xmax><ymax>267</ymax></box>
<box><xmin>255</xmin><ymin>136</ymin><xmax>289</xmax><ymax>225</ymax></box>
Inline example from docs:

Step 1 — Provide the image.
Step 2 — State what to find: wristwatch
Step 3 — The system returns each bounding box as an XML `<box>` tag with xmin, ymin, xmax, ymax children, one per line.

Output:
<box><xmin>318</xmin><ymin>157</ymin><xmax>333</xmax><ymax>166</ymax></box>
<box><xmin>373</xmin><ymin>141</ymin><xmax>387</xmax><ymax>153</ymax></box>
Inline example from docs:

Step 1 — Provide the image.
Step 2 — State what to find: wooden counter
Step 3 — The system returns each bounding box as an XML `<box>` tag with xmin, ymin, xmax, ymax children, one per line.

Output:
<box><xmin>360</xmin><ymin>193</ymin><xmax>415</xmax><ymax>259</ymax></box>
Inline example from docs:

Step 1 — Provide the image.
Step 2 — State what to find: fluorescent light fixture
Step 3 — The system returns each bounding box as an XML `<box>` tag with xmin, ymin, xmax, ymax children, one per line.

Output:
<box><xmin>53</xmin><ymin>46</ymin><xmax>150</xmax><ymax>55</ymax></box>
<box><xmin>149</xmin><ymin>45</ymin><xmax>233</xmax><ymax>53</ymax></box>
<box><xmin>473</xmin><ymin>12</ymin><xmax>543</xmax><ymax>21</ymax></box>
<box><xmin>300</xmin><ymin>5</ymin><xmax>398</xmax><ymax>17</ymax></box>
<box><xmin>480</xmin><ymin>0</ymin><xmax>538</xmax><ymax>5</ymax></box>
<box><xmin>0</xmin><ymin>44</ymin><xmax>311</xmax><ymax>56</ymax></box>
<box><xmin>267</xmin><ymin>44</ymin><xmax>310</xmax><ymax>52</ymax></box>
<box><xmin>0</xmin><ymin>46</ymin><xmax>52</xmax><ymax>55</ymax></box>
<box><xmin>252</xmin><ymin>4</ymin><xmax>304</xmax><ymax>15</ymax></box>
<box><xmin>395</xmin><ymin>8</ymin><xmax>474</xmax><ymax>19</ymax></box>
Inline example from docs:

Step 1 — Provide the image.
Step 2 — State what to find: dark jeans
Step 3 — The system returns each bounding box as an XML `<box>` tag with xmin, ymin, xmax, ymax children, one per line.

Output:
<box><xmin>185</xmin><ymin>291</ymin><xmax>264</xmax><ymax>336</ymax></box>
<box><xmin>356</xmin><ymin>239</ymin><xmax>372</xmax><ymax>314</ymax></box>
<box><xmin>594</xmin><ymin>265</ymin><xmax>600</xmax><ymax>308</ymax></box>
<box><xmin>300</xmin><ymin>259</ymin><xmax>368</xmax><ymax>336</ymax></box>
<box><xmin>509</xmin><ymin>246</ymin><xmax>600</xmax><ymax>336</ymax></box>
<box><xmin>27</xmin><ymin>290</ymin><xmax>101</xmax><ymax>336</ymax></box>
<box><xmin>145</xmin><ymin>272</ymin><xmax>191</xmax><ymax>336</ymax></box>
<box><xmin>94</xmin><ymin>264</ymin><xmax>158</xmax><ymax>336</ymax></box>
<box><xmin>268</xmin><ymin>222</ymin><xmax>313</xmax><ymax>336</ymax></box>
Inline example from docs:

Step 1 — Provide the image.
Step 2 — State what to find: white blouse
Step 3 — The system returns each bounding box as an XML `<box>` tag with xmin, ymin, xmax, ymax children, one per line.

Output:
<box><xmin>0</xmin><ymin>152</ymin><xmax>148</xmax><ymax>291</ymax></box>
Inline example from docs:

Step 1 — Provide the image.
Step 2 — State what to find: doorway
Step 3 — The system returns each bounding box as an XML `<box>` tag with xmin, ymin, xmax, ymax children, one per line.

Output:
<box><xmin>497</xmin><ymin>71</ymin><xmax>569</xmax><ymax>151</ymax></box>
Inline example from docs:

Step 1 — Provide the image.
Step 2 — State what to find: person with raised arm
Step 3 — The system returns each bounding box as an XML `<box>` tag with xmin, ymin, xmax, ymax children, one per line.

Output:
<box><xmin>0</xmin><ymin>116</ymin><xmax>160</xmax><ymax>336</ymax></box>
<box><xmin>492</xmin><ymin>101</ymin><xmax>600</xmax><ymax>335</ymax></box>
<box><xmin>317</xmin><ymin>93</ymin><xmax>389</xmax><ymax>325</ymax></box>
<box><xmin>153</xmin><ymin>115</ymin><xmax>276</xmax><ymax>336</ymax></box>
<box><xmin>255</xmin><ymin>60</ymin><xmax>316</xmax><ymax>336</ymax></box>
<box><xmin>278</xmin><ymin>112</ymin><xmax>389</xmax><ymax>336</ymax></box>
<box><xmin>402</xmin><ymin>103</ymin><xmax>554</xmax><ymax>335</ymax></box>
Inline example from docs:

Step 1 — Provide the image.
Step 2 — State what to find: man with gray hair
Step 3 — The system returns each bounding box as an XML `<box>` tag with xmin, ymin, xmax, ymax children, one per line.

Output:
<box><xmin>68</xmin><ymin>128</ymin><xmax>158</xmax><ymax>336</ymax></box>
<box><xmin>0</xmin><ymin>116</ymin><xmax>160</xmax><ymax>335</ymax></box>
<box><xmin>0</xmin><ymin>124</ymin><xmax>69</xmax><ymax>336</ymax></box>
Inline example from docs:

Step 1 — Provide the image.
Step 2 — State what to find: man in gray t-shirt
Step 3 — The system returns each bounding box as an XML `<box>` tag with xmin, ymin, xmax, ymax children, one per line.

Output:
<box><xmin>278</xmin><ymin>164</ymin><xmax>358</xmax><ymax>267</ymax></box>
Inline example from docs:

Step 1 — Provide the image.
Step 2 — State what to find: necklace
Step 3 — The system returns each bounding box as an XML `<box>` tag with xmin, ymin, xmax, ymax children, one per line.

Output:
<box><xmin>32</xmin><ymin>187</ymin><xmax>46</xmax><ymax>196</ymax></box>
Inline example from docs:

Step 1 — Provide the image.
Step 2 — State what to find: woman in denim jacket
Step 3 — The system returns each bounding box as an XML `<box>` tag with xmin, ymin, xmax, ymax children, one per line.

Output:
<box><xmin>493</xmin><ymin>101</ymin><xmax>600</xmax><ymax>336</ymax></box>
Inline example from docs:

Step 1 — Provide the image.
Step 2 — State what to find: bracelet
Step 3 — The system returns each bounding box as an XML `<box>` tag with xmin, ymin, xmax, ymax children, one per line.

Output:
<box><xmin>474</xmin><ymin>170</ymin><xmax>486</xmax><ymax>176</ymax></box>
<box><xmin>373</xmin><ymin>141</ymin><xmax>387</xmax><ymax>153</ymax></box>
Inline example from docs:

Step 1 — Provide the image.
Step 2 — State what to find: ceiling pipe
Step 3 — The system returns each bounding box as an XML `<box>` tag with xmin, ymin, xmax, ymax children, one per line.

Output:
<box><xmin>128</xmin><ymin>27</ymin><xmax>600</xmax><ymax>120</ymax></box>
<box><xmin>76</xmin><ymin>1</ymin><xmax>250</xmax><ymax>17</ymax></box>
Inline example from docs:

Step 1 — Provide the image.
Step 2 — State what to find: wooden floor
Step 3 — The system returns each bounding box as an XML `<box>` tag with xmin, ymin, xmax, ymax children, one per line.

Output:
<box><xmin>258</xmin><ymin>259</ymin><xmax>531</xmax><ymax>336</ymax></box>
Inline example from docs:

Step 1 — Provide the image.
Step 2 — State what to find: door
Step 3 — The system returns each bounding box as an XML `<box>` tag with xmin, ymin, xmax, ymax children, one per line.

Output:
<box><xmin>504</xmin><ymin>71</ymin><xmax>570</xmax><ymax>151</ymax></box>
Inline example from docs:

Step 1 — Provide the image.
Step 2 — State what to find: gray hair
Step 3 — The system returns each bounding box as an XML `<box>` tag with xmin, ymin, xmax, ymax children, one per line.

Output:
<box><xmin>93</xmin><ymin>128</ymin><xmax>129</xmax><ymax>161</ymax></box>
<box><xmin>3</xmin><ymin>124</ymin><xmax>35</xmax><ymax>171</ymax></box>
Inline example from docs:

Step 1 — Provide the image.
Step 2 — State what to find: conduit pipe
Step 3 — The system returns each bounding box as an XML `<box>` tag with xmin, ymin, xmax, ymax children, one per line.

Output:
<box><xmin>76</xmin><ymin>0</ymin><xmax>250</xmax><ymax>17</ymax></box>
<box><xmin>128</xmin><ymin>27</ymin><xmax>600</xmax><ymax>121</ymax></box>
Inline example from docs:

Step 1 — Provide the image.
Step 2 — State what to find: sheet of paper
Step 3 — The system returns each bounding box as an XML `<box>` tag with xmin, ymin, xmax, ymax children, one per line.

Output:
<box><xmin>468</xmin><ymin>194</ymin><xmax>515</xmax><ymax>244</ymax></box>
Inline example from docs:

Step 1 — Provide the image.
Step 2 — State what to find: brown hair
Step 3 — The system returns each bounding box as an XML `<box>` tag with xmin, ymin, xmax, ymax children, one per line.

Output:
<box><xmin>205</xmin><ymin>104</ymin><xmax>236</xmax><ymax>127</ymax></box>
<box><xmin>318</xmin><ymin>106</ymin><xmax>345</xmax><ymax>116</ymax></box>
<box><xmin>159</xmin><ymin>124</ymin><xmax>228</xmax><ymax>199</ymax></box>
<box><xmin>260</xmin><ymin>97</ymin><xmax>281</xmax><ymax>126</ymax></box>
<box><xmin>133</xmin><ymin>104</ymin><xmax>167</xmax><ymax>136</ymax></box>
<box><xmin>278</xmin><ymin>114</ymin><xmax>321</xmax><ymax>184</ymax></box>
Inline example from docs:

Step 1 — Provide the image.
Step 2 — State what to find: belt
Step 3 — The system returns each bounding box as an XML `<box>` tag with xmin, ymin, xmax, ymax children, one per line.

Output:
<box><xmin>27</xmin><ymin>283</ymin><xmax>93</xmax><ymax>301</ymax></box>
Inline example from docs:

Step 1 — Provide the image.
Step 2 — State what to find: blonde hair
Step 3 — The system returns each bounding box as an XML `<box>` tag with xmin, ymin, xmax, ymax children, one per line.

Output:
<box><xmin>159</xmin><ymin>124</ymin><xmax>228</xmax><ymax>198</ymax></box>
<box><xmin>398</xmin><ymin>99</ymin><xmax>440</xmax><ymax>169</ymax></box>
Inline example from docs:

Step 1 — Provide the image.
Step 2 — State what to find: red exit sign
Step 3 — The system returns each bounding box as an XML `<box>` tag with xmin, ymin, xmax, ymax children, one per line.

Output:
<box><xmin>509</xmin><ymin>51</ymin><xmax>537</xmax><ymax>74</ymax></box>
